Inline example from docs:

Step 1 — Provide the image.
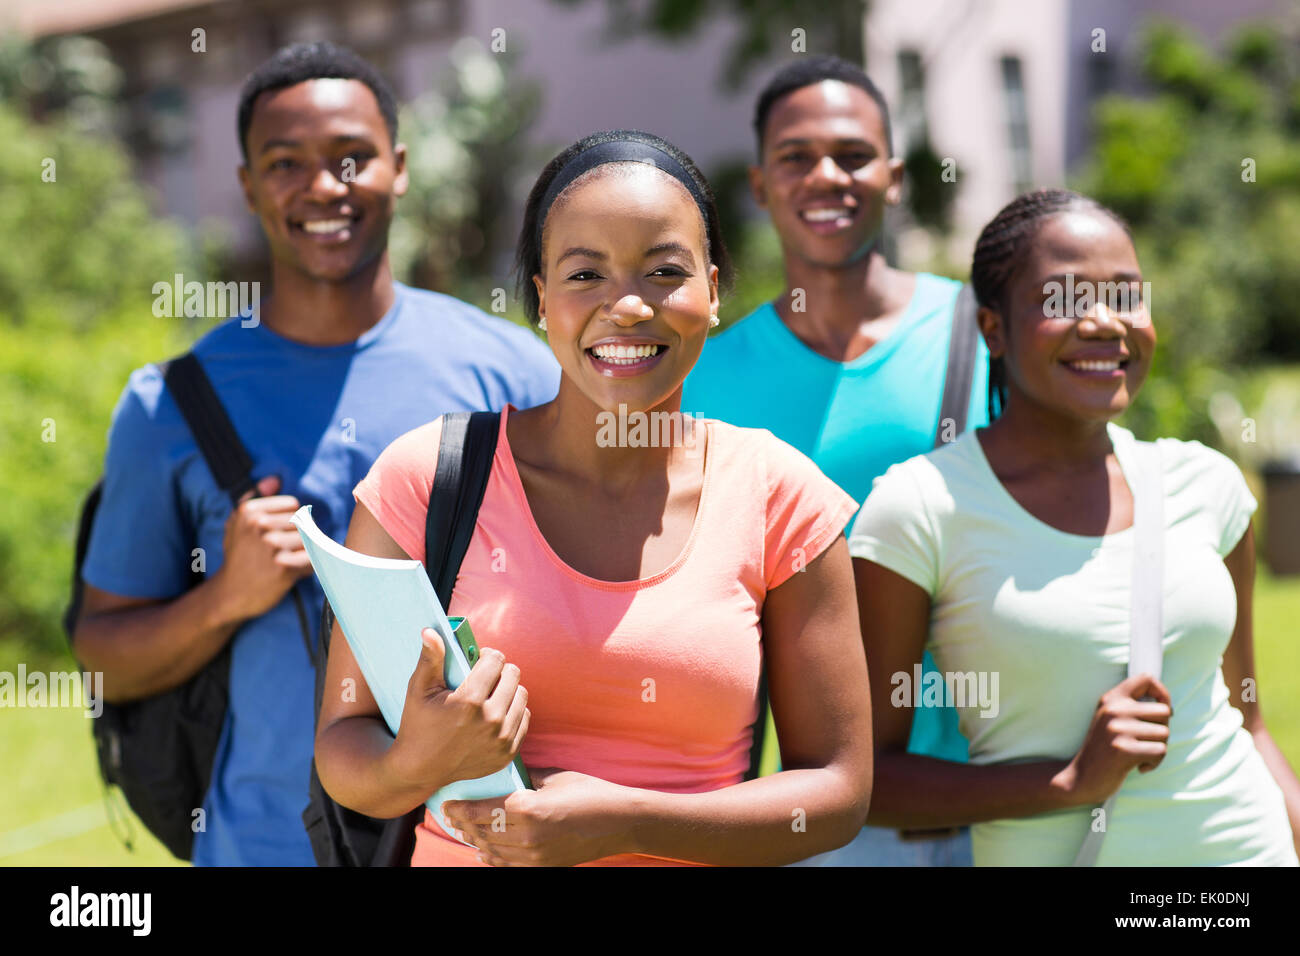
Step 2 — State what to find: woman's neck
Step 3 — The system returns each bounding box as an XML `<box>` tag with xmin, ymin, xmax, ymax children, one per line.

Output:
<box><xmin>981</xmin><ymin>394</ymin><xmax>1117</xmax><ymax>473</ymax></box>
<box><xmin>514</xmin><ymin>382</ymin><xmax>700</xmax><ymax>496</ymax></box>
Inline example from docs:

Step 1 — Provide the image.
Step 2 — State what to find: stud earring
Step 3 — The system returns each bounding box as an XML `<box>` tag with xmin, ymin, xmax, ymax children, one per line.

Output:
<box><xmin>708</xmin><ymin>315</ymin><xmax>719</xmax><ymax>328</ymax></box>
<box><xmin>539</xmin><ymin>316</ymin><xmax>547</xmax><ymax>332</ymax></box>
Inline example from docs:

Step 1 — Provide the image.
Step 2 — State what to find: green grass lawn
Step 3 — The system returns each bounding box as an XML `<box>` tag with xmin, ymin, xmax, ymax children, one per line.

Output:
<box><xmin>3</xmin><ymin>568</ymin><xmax>1299</xmax><ymax>866</ymax></box>
<box><xmin>0</xmin><ymin>701</ymin><xmax>182</xmax><ymax>866</ymax></box>
<box><xmin>1254</xmin><ymin>567</ymin><xmax>1300</xmax><ymax>752</ymax></box>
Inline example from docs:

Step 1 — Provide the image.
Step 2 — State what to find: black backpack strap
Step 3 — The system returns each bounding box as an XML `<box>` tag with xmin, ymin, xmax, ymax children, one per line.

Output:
<box><xmin>325</xmin><ymin>409</ymin><xmax>499</xmax><ymax>868</ymax></box>
<box><xmin>162</xmin><ymin>353</ymin><xmax>257</xmax><ymax>506</ymax></box>
<box><xmin>425</xmin><ymin>411</ymin><xmax>501</xmax><ymax>605</ymax></box>
<box><xmin>163</xmin><ymin>352</ymin><xmax>313</xmax><ymax>660</ymax></box>
<box><xmin>64</xmin><ymin>482</ymin><xmax>105</xmax><ymax>639</ymax></box>
<box><xmin>933</xmin><ymin>283</ymin><xmax>980</xmax><ymax>449</ymax></box>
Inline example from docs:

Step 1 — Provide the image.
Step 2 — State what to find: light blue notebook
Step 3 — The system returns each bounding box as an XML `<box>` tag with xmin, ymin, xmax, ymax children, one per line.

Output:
<box><xmin>291</xmin><ymin>505</ymin><xmax>528</xmax><ymax>845</ymax></box>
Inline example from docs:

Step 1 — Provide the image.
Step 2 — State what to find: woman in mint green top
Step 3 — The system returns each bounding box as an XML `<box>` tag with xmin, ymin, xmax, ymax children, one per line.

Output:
<box><xmin>849</xmin><ymin>188</ymin><xmax>1300</xmax><ymax>865</ymax></box>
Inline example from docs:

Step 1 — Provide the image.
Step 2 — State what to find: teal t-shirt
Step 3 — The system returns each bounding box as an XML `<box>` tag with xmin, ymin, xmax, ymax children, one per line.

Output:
<box><xmin>682</xmin><ymin>272</ymin><xmax>989</xmax><ymax>762</ymax></box>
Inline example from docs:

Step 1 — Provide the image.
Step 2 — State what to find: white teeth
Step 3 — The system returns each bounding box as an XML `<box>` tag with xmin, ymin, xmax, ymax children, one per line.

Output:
<box><xmin>1068</xmin><ymin>359</ymin><xmax>1122</xmax><ymax>371</ymax></box>
<box><xmin>301</xmin><ymin>218</ymin><xmax>351</xmax><ymax>234</ymax></box>
<box><xmin>802</xmin><ymin>208</ymin><xmax>850</xmax><ymax>222</ymax></box>
<box><xmin>591</xmin><ymin>343</ymin><xmax>660</xmax><ymax>362</ymax></box>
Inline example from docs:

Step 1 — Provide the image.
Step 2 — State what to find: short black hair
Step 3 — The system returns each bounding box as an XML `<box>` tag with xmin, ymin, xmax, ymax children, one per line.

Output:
<box><xmin>971</xmin><ymin>188</ymin><xmax>1134</xmax><ymax>421</ymax></box>
<box><xmin>753</xmin><ymin>55</ymin><xmax>893</xmax><ymax>157</ymax></box>
<box><xmin>236</xmin><ymin>41</ymin><xmax>398</xmax><ymax>163</ymax></box>
<box><xmin>514</xmin><ymin>129</ymin><xmax>734</xmax><ymax>327</ymax></box>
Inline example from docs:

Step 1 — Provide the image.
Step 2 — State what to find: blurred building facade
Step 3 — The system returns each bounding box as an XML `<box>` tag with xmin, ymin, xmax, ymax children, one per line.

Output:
<box><xmin>6</xmin><ymin>0</ymin><xmax>1293</xmax><ymax>274</ymax></box>
<box><xmin>6</xmin><ymin>0</ymin><xmax>775</xmax><ymax>273</ymax></box>
<box><xmin>865</xmin><ymin>0</ymin><xmax>1291</xmax><ymax>266</ymax></box>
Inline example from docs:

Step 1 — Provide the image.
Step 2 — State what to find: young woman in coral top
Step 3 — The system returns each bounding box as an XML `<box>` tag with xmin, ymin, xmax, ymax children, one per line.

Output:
<box><xmin>313</xmin><ymin>130</ymin><xmax>873</xmax><ymax>866</ymax></box>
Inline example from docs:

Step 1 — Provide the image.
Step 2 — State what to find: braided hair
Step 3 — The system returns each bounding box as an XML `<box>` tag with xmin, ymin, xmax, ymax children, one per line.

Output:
<box><xmin>970</xmin><ymin>188</ymin><xmax>1133</xmax><ymax>421</ymax></box>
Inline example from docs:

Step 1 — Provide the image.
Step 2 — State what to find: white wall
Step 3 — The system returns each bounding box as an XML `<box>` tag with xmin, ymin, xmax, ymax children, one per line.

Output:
<box><xmin>866</xmin><ymin>0</ymin><xmax>1069</xmax><ymax>267</ymax></box>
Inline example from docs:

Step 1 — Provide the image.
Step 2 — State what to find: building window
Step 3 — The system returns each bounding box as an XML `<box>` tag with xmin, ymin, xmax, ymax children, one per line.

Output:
<box><xmin>142</xmin><ymin>85</ymin><xmax>190</xmax><ymax>154</ymax></box>
<box><xmin>1000</xmin><ymin>55</ymin><xmax>1033</xmax><ymax>194</ymax></box>
<box><xmin>1087</xmin><ymin>49</ymin><xmax>1115</xmax><ymax>99</ymax></box>
<box><xmin>897</xmin><ymin>48</ymin><xmax>927</xmax><ymax>156</ymax></box>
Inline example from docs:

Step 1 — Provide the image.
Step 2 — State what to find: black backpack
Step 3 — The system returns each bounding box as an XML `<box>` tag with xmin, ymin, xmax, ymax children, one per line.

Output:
<box><xmin>303</xmin><ymin>410</ymin><xmax>501</xmax><ymax>866</ymax></box>
<box><xmin>65</xmin><ymin>352</ymin><xmax>313</xmax><ymax>861</ymax></box>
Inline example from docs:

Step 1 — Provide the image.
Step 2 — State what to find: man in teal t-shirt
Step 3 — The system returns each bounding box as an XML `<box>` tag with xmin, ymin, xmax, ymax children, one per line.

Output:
<box><xmin>683</xmin><ymin>56</ymin><xmax>987</xmax><ymax>866</ymax></box>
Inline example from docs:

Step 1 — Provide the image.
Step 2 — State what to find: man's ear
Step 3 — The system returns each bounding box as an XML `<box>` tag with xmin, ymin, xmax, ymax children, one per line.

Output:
<box><xmin>237</xmin><ymin>163</ymin><xmax>257</xmax><ymax>215</ymax></box>
<box><xmin>747</xmin><ymin>163</ymin><xmax>767</xmax><ymax>209</ymax></box>
<box><xmin>977</xmin><ymin>304</ymin><xmax>1005</xmax><ymax>358</ymax></box>
<box><xmin>885</xmin><ymin>155</ymin><xmax>905</xmax><ymax>206</ymax></box>
<box><xmin>392</xmin><ymin>142</ymin><xmax>409</xmax><ymax>198</ymax></box>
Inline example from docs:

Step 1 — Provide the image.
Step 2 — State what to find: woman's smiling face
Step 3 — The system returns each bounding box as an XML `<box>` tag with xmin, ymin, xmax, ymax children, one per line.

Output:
<box><xmin>533</xmin><ymin>163</ymin><xmax>719</xmax><ymax>416</ymax></box>
<box><xmin>984</xmin><ymin>209</ymin><xmax>1157</xmax><ymax>425</ymax></box>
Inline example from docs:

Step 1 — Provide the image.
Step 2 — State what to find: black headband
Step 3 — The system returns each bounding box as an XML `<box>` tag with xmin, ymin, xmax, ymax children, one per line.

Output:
<box><xmin>535</xmin><ymin>139</ymin><xmax>711</xmax><ymax>250</ymax></box>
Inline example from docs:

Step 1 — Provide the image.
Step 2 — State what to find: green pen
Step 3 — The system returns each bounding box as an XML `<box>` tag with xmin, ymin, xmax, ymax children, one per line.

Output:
<box><xmin>448</xmin><ymin>616</ymin><xmax>534</xmax><ymax>790</ymax></box>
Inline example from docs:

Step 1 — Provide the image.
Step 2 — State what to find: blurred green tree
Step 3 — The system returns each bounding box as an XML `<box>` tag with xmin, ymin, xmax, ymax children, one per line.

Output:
<box><xmin>0</xmin><ymin>40</ymin><xmax>195</xmax><ymax>660</ymax></box>
<box><xmin>389</xmin><ymin>38</ymin><xmax>542</xmax><ymax>310</ymax></box>
<box><xmin>1076</xmin><ymin>19</ymin><xmax>1300</xmax><ymax>443</ymax></box>
<box><xmin>901</xmin><ymin>138</ymin><xmax>958</xmax><ymax>234</ymax></box>
<box><xmin>0</xmin><ymin>33</ymin><xmax>121</xmax><ymax>133</ymax></box>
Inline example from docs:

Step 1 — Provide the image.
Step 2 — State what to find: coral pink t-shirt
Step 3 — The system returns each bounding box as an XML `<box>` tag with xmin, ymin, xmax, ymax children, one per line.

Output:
<box><xmin>353</xmin><ymin>404</ymin><xmax>856</xmax><ymax>866</ymax></box>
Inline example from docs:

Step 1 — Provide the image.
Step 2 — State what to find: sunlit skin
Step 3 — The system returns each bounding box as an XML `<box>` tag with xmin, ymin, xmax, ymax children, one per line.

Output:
<box><xmin>506</xmin><ymin>165</ymin><xmax>718</xmax><ymax>583</ymax></box>
<box><xmin>237</xmin><ymin>77</ymin><xmax>409</xmax><ymax>345</ymax></box>
<box><xmin>856</xmin><ymin>209</ymin><xmax>1300</xmax><ymax>858</ymax></box>
<box><xmin>975</xmin><ymin>210</ymin><xmax>1156</xmax><ymax>536</ymax></box>
<box><xmin>749</xmin><ymin>79</ymin><xmax>915</xmax><ymax>361</ymax></box>
<box><xmin>312</xmin><ymin>160</ymin><xmax>874</xmax><ymax>866</ymax></box>
<box><xmin>534</xmin><ymin>165</ymin><xmax>719</xmax><ymax>420</ymax></box>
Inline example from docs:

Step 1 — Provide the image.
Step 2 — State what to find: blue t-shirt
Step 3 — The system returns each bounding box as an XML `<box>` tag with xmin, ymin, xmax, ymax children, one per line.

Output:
<box><xmin>682</xmin><ymin>272</ymin><xmax>989</xmax><ymax>763</ymax></box>
<box><xmin>82</xmin><ymin>282</ymin><xmax>560</xmax><ymax>865</ymax></box>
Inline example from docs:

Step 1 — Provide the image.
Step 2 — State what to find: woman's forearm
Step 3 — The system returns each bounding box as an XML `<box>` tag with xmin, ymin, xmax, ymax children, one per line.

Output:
<box><xmin>621</xmin><ymin>765</ymin><xmax>868</xmax><ymax>865</ymax></box>
<box><xmin>866</xmin><ymin>751</ymin><xmax>1084</xmax><ymax>828</ymax></box>
<box><xmin>316</xmin><ymin>716</ymin><xmax>448</xmax><ymax>820</ymax></box>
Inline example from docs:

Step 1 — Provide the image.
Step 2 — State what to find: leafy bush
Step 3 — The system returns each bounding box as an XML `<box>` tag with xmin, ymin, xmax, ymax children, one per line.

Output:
<box><xmin>1075</xmin><ymin>19</ymin><xmax>1300</xmax><ymax>442</ymax></box>
<box><xmin>0</xmin><ymin>100</ymin><xmax>195</xmax><ymax>661</ymax></box>
<box><xmin>389</xmin><ymin>38</ymin><xmax>542</xmax><ymax>310</ymax></box>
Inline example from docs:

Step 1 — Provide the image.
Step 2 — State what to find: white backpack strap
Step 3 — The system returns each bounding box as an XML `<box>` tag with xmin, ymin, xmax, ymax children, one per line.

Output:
<box><xmin>1073</xmin><ymin>439</ymin><xmax>1164</xmax><ymax>866</ymax></box>
<box><xmin>1127</xmin><ymin>440</ymin><xmax>1166</xmax><ymax>682</ymax></box>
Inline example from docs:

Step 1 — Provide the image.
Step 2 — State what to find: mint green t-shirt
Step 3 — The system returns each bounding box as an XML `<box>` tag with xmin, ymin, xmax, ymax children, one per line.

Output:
<box><xmin>683</xmin><ymin>273</ymin><xmax>988</xmax><ymax>763</ymax></box>
<box><xmin>850</xmin><ymin>423</ymin><xmax>1298</xmax><ymax>865</ymax></box>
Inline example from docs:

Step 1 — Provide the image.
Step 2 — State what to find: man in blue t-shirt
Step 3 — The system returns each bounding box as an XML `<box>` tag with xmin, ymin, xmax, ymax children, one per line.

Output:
<box><xmin>683</xmin><ymin>56</ymin><xmax>988</xmax><ymax>866</ymax></box>
<box><xmin>72</xmin><ymin>42</ymin><xmax>559</xmax><ymax>866</ymax></box>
